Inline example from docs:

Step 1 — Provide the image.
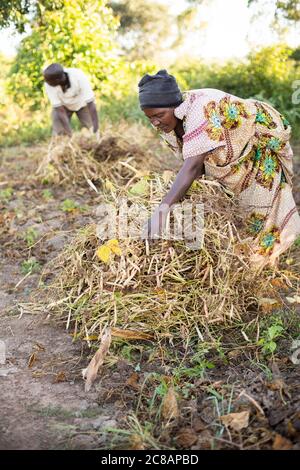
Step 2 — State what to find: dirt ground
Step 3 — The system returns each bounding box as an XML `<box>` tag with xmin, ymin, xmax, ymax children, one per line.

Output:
<box><xmin>0</xmin><ymin>141</ymin><xmax>299</xmax><ymax>450</ymax></box>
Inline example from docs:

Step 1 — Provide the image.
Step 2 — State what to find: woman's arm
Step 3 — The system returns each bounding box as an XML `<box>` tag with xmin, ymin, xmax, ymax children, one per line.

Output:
<box><xmin>146</xmin><ymin>154</ymin><xmax>205</xmax><ymax>238</ymax></box>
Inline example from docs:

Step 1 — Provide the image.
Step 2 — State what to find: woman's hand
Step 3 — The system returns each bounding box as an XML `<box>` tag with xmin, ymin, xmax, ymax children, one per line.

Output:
<box><xmin>142</xmin><ymin>154</ymin><xmax>206</xmax><ymax>240</ymax></box>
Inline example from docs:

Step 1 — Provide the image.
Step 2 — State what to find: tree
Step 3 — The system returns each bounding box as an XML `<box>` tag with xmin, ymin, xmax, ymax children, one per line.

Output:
<box><xmin>108</xmin><ymin>0</ymin><xmax>173</xmax><ymax>60</ymax></box>
<box><xmin>0</xmin><ymin>1</ymin><xmax>66</xmax><ymax>32</ymax></box>
<box><xmin>248</xmin><ymin>0</ymin><xmax>300</xmax><ymax>22</ymax></box>
<box><xmin>7</xmin><ymin>0</ymin><xmax>120</xmax><ymax>108</ymax></box>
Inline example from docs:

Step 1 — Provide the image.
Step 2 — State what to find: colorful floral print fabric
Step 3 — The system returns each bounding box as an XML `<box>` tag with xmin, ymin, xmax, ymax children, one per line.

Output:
<box><xmin>160</xmin><ymin>89</ymin><xmax>300</xmax><ymax>264</ymax></box>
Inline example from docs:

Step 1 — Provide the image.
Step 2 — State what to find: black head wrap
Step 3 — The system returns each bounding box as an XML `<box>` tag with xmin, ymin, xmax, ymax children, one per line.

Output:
<box><xmin>138</xmin><ymin>69</ymin><xmax>182</xmax><ymax>109</ymax></box>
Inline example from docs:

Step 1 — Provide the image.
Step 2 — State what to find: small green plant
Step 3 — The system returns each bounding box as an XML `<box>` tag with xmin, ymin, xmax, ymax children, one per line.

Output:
<box><xmin>23</xmin><ymin>227</ymin><xmax>39</xmax><ymax>247</ymax></box>
<box><xmin>173</xmin><ymin>343</ymin><xmax>216</xmax><ymax>380</ymax></box>
<box><xmin>21</xmin><ymin>257</ymin><xmax>41</xmax><ymax>274</ymax></box>
<box><xmin>258</xmin><ymin>316</ymin><xmax>285</xmax><ymax>355</ymax></box>
<box><xmin>60</xmin><ymin>199</ymin><xmax>80</xmax><ymax>213</ymax></box>
<box><xmin>294</xmin><ymin>236</ymin><xmax>300</xmax><ymax>247</ymax></box>
<box><xmin>42</xmin><ymin>189</ymin><xmax>53</xmax><ymax>200</ymax></box>
<box><xmin>0</xmin><ymin>187</ymin><xmax>13</xmax><ymax>202</ymax></box>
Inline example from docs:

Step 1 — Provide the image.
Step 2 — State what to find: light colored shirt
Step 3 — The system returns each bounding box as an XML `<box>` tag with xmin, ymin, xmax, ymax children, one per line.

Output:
<box><xmin>45</xmin><ymin>67</ymin><xmax>95</xmax><ymax>111</ymax></box>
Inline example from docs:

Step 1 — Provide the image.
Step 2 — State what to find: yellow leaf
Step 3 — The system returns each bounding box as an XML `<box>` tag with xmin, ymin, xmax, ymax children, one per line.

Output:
<box><xmin>83</xmin><ymin>335</ymin><xmax>99</xmax><ymax>341</ymax></box>
<box><xmin>111</xmin><ymin>327</ymin><xmax>154</xmax><ymax>341</ymax></box>
<box><xmin>111</xmin><ymin>245</ymin><xmax>122</xmax><ymax>256</ymax></box>
<box><xmin>104</xmin><ymin>179</ymin><xmax>115</xmax><ymax>192</ymax></box>
<box><xmin>106</xmin><ymin>239</ymin><xmax>122</xmax><ymax>256</ymax></box>
<box><xmin>96</xmin><ymin>245</ymin><xmax>111</xmax><ymax>263</ymax></box>
<box><xmin>106</xmin><ymin>239</ymin><xmax>119</xmax><ymax>247</ymax></box>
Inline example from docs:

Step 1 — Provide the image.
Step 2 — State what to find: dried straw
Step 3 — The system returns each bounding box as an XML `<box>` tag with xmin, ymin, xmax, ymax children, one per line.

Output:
<box><xmin>35</xmin><ymin>174</ymin><xmax>286</xmax><ymax>346</ymax></box>
<box><xmin>36</xmin><ymin>122</ymin><xmax>179</xmax><ymax>187</ymax></box>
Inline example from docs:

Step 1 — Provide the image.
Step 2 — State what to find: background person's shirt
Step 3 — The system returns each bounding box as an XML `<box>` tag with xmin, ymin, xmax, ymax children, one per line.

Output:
<box><xmin>45</xmin><ymin>67</ymin><xmax>95</xmax><ymax>111</ymax></box>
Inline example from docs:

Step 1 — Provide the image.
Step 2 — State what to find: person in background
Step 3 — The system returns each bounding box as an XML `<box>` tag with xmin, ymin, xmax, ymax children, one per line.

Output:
<box><xmin>43</xmin><ymin>63</ymin><xmax>99</xmax><ymax>139</ymax></box>
<box><xmin>138</xmin><ymin>69</ymin><xmax>300</xmax><ymax>268</ymax></box>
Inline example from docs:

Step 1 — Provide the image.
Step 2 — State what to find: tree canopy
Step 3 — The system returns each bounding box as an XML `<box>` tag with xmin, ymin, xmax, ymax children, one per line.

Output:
<box><xmin>7</xmin><ymin>0</ymin><xmax>120</xmax><ymax>107</ymax></box>
<box><xmin>108</xmin><ymin>0</ymin><xmax>172</xmax><ymax>60</ymax></box>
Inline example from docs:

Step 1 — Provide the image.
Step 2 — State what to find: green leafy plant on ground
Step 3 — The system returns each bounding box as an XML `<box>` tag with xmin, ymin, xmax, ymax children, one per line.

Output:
<box><xmin>0</xmin><ymin>187</ymin><xmax>13</xmax><ymax>202</ymax></box>
<box><xmin>21</xmin><ymin>257</ymin><xmax>41</xmax><ymax>275</ymax></box>
<box><xmin>258</xmin><ymin>316</ymin><xmax>285</xmax><ymax>355</ymax></box>
<box><xmin>22</xmin><ymin>227</ymin><xmax>39</xmax><ymax>247</ymax></box>
<box><xmin>60</xmin><ymin>199</ymin><xmax>81</xmax><ymax>213</ymax></box>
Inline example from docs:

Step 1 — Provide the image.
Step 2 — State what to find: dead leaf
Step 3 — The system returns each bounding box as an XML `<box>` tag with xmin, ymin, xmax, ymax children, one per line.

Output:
<box><xmin>228</xmin><ymin>349</ymin><xmax>241</xmax><ymax>359</ymax></box>
<box><xmin>270</xmin><ymin>278</ymin><xmax>288</xmax><ymax>290</ymax></box>
<box><xmin>162</xmin><ymin>386</ymin><xmax>179</xmax><ymax>421</ymax></box>
<box><xmin>82</xmin><ymin>328</ymin><xmax>112</xmax><ymax>392</ymax></box>
<box><xmin>54</xmin><ymin>371</ymin><xmax>67</xmax><ymax>383</ymax></box>
<box><xmin>192</xmin><ymin>417</ymin><xmax>206</xmax><ymax>432</ymax></box>
<box><xmin>220</xmin><ymin>411</ymin><xmax>250</xmax><ymax>431</ymax></box>
<box><xmin>192</xmin><ymin>429</ymin><xmax>213</xmax><ymax>450</ymax></box>
<box><xmin>111</xmin><ymin>327</ymin><xmax>154</xmax><ymax>341</ymax></box>
<box><xmin>28</xmin><ymin>353</ymin><xmax>37</xmax><ymax>368</ymax></box>
<box><xmin>258</xmin><ymin>297</ymin><xmax>281</xmax><ymax>313</ymax></box>
<box><xmin>267</xmin><ymin>378</ymin><xmax>291</xmax><ymax>399</ymax></box>
<box><xmin>175</xmin><ymin>427</ymin><xmax>198</xmax><ymax>448</ymax></box>
<box><xmin>272</xmin><ymin>433</ymin><xmax>293</xmax><ymax>450</ymax></box>
<box><xmin>130</xmin><ymin>434</ymin><xmax>145</xmax><ymax>450</ymax></box>
<box><xmin>268</xmin><ymin>378</ymin><xmax>286</xmax><ymax>391</ymax></box>
<box><xmin>125</xmin><ymin>372</ymin><xmax>140</xmax><ymax>391</ymax></box>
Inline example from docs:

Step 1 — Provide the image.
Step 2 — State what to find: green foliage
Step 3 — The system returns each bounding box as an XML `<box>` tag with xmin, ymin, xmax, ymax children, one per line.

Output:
<box><xmin>7</xmin><ymin>0</ymin><xmax>120</xmax><ymax>109</ymax></box>
<box><xmin>173</xmin><ymin>343</ymin><xmax>219</xmax><ymax>380</ymax></box>
<box><xmin>173</xmin><ymin>44</ymin><xmax>300</xmax><ymax>138</ymax></box>
<box><xmin>294</xmin><ymin>236</ymin><xmax>300</xmax><ymax>247</ymax></box>
<box><xmin>0</xmin><ymin>1</ymin><xmax>65</xmax><ymax>32</ymax></box>
<box><xmin>0</xmin><ymin>187</ymin><xmax>14</xmax><ymax>202</ymax></box>
<box><xmin>258</xmin><ymin>316</ymin><xmax>285</xmax><ymax>355</ymax></box>
<box><xmin>248</xmin><ymin>0</ymin><xmax>300</xmax><ymax>22</ymax></box>
<box><xmin>0</xmin><ymin>0</ymin><xmax>31</xmax><ymax>32</ymax></box>
<box><xmin>42</xmin><ymin>189</ymin><xmax>53</xmax><ymax>200</ymax></box>
<box><xmin>21</xmin><ymin>257</ymin><xmax>41</xmax><ymax>274</ymax></box>
<box><xmin>59</xmin><ymin>199</ymin><xmax>85</xmax><ymax>212</ymax></box>
<box><xmin>109</xmin><ymin>0</ymin><xmax>172</xmax><ymax>59</ymax></box>
<box><xmin>22</xmin><ymin>227</ymin><xmax>39</xmax><ymax>247</ymax></box>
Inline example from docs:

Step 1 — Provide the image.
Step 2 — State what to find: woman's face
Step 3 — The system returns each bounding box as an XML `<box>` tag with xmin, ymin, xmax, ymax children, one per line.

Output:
<box><xmin>143</xmin><ymin>108</ymin><xmax>177</xmax><ymax>133</ymax></box>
